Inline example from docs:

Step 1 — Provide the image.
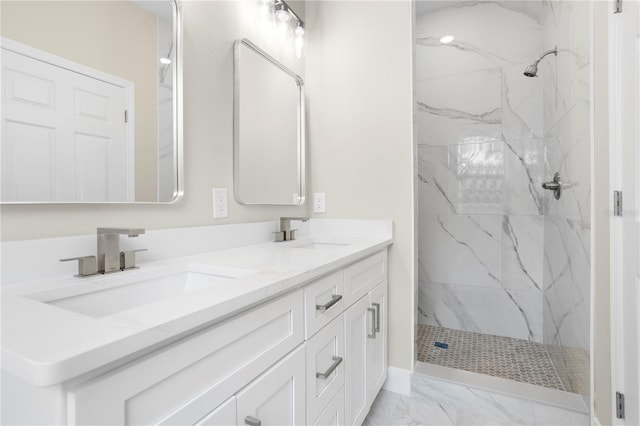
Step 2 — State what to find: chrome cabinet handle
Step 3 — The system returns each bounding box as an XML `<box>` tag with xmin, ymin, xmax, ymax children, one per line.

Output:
<box><xmin>316</xmin><ymin>294</ymin><xmax>342</xmax><ymax>312</ymax></box>
<box><xmin>367</xmin><ymin>307</ymin><xmax>376</xmax><ymax>338</ymax></box>
<box><xmin>372</xmin><ymin>302</ymin><xmax>381</xmax><ymax>333</ymax></box>
<box><xmin>316</xmin><ymin>356</ymin><xmax>343</xmax><ymax>380</ymax></box>
<box><xmin>245</xmin><ymin>416</ymin><xmax>261</xmax><ymax>426</ymax></box>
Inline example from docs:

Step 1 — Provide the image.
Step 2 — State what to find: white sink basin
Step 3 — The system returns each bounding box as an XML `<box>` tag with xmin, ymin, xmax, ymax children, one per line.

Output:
<box><xmin>293</xmin><ymin>242</ymin><xmax>350</xmax><ymax>250</ymax></box>
<box><xmin>27</xmin><ymin>264</ymin><xmax>256</xmax><ymax>318</ymax></box>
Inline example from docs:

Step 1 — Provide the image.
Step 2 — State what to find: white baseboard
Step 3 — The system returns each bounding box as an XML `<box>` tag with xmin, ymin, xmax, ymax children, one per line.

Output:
<box><xmin>382</xmin><ymin>367</ymin><xmax>411</xmax><ymax>396</ymax></box>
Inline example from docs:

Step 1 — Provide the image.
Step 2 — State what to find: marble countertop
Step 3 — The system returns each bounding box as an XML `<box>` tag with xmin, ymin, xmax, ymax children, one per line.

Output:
<box><xmin>2</xmin><ymin>232</ymin><xmax>392</xmax><ymax>387</ymax></box>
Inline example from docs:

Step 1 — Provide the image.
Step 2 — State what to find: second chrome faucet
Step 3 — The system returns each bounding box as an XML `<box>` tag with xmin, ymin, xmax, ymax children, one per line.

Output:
<box><xmin>275</xmin><ymin>217</ymin><xmax>308</xmax><ymax>242</ymax></box>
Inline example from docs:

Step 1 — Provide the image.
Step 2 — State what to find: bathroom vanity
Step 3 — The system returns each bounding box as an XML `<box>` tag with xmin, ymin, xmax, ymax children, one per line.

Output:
<box><xmin>1</xmin><ymin>220</ymin><xmax>391</xmax><ymax>425</ymax></box>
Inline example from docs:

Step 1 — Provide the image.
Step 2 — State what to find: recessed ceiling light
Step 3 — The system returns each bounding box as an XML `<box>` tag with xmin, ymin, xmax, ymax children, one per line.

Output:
<box><xmin>439</xmin><ymin>35</ymin><xmax>455</xmax><ymax>44</ymax></box>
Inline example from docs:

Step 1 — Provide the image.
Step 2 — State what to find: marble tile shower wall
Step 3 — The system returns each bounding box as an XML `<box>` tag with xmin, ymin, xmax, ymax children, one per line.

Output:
<box><xmin>541</xmin><ymin>0</ymin><xmax>591</xmax><ymax>358</ymax></box>
<box><xmin>416</xmin><ymin>1</ymin><xmax>547</xmax><ymax>342</ymax></box>
<box><xmin>417</xmin><ymin>0</ymin><xmax>591</xmax><ymax>365</ymax></box>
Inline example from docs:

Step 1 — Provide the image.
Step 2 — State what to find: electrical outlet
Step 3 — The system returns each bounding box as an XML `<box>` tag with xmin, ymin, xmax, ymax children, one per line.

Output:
<box><xmin>313</xmin><ymin>192</ymin><xmax>326</xmax><ymax>213</ymax></box>
<box><xmin>212</xmin><ymin>188</ymin><xmax>228</xmax><ymax>219</ymax></box>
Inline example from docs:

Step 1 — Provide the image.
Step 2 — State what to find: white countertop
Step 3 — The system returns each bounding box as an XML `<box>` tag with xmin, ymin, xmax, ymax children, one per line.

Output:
<box><xmin>2</xmin><ymin>222</ymin><xmax>392</xmax><ymax>387</ymax></box>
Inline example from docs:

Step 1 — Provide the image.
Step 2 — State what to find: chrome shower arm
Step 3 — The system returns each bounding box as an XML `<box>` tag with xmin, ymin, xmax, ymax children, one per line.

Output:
<box><xmin>533</xmin><ymin>46</ymin><xmax>558</xmax><ymax>65</ymax></box>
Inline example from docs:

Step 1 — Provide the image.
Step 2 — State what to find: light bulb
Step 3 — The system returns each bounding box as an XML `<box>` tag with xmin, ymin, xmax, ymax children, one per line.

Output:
<box><xmin>295</xmin><ymin>35</ymin><xmax>304</xmax><ymax>58</ymax></box>
<box><xmin>295</xmin><ymin>24</ymin><xmax>305</xmax><ymax>58</ymax></box>
<box><xmin>160</xmin><ymin>57</ymin><xmax>172</xmax><ymax>65</ymax></box>
<box><xmin>275</xmin><ymin>4</ymin><xmax>291</xmax><ymax>22</ymax></box>
<box><xmin>439</xmin><ymin>35</ymin><xmax>455</xmax><ymax>44</ymax></box>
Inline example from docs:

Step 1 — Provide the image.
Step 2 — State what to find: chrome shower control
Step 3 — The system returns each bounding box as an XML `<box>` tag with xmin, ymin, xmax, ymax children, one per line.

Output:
<box><xmin>542</xmin><ymin>172</ymin><xmax>562</xmax><ymax>200</ymax></box>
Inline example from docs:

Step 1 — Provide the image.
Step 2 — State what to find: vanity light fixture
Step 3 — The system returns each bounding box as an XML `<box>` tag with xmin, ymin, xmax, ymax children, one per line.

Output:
<box><xmin>269</xmin><ymin>0</ymin><xmax>306</xmax><ymax>58</ymax></box>
<box><xmin>439</xmin><ymin>35</ymin><xmax>455</xmax><ymax>44</ymax></box>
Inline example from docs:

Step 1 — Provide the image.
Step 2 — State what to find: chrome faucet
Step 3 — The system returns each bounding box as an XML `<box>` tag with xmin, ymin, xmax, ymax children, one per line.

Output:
<box><xmin>276</xmin><ymin>217</ymin><xmax>308</xmax><ymax>242</ymax></box>
<box><xmin>97</xmin><ymin>227</ymin><xmax>145</xmax><ymax>273</ymax></box>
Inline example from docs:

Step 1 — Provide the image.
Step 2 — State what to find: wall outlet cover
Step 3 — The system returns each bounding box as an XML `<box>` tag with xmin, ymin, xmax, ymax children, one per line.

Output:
<box><xmin>313</xmin><ymin>192</ymin><xmax>326</xmax><ymax>213</ymax></box>
<box><xmin>212</xmin><ymin>188</ymin><xmax>228</xmax><ymax>219</ymax></box>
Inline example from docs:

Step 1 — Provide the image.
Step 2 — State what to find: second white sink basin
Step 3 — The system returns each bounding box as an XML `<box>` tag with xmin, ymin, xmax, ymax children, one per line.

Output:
<box><xmin>28</xmin><ymin>264</ymin><xmax>256</xmax><ymax>318</ymax></box>
<box><xmin>293</xmin><ymin>242</ymin><xmax>350</xmax><ymax>250</ymax></box>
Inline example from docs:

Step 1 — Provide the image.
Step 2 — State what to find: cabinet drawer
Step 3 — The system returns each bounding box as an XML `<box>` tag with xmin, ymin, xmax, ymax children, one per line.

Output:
<box><xmin>67</xmin><ymin>290</ymin><xmax>304</xmax><ymax>425</ymax></box>
<box><xmin>343</xmin><ymin>251</ymin><xmax>387</xmax><ymax>307</ymax></box>
<box><xmin>305</xmin><ymin>314</ymin><xmax>344</xmax><ymax>422</ymax></box>
<box><xmin>304</xmin><ymin>271</ymin><xmax>344</xmax><ymax>339</ymax></box>
<box><xmin>312</xmin><ymin>387</ymin><xmax>344</xmax><ymax>426</ymax></box>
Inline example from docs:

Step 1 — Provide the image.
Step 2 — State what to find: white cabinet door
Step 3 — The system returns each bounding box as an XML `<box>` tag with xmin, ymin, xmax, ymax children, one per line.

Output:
<box><xmin>236</xmin><ymin>346</ymin><xmax>305</xmax><ymax>426</ymax></box>
<box><xmin>195</xmin><ymin>396</ymin><xmax>237</xmax><ymax>426</ymax></box>
<box><xmin>345</xmin><ymin>281</ymin><xmax>387</xmax><ymax>426</ymax></box>
<box><xmin>344</xmin><ymin>296</ymin><xmax>371</xmax><ymax>426</ymax></box>
<box><xmin>366</xmin><ymin>282</ymin><xmax>387</xmax><ymax>402</ymax></box>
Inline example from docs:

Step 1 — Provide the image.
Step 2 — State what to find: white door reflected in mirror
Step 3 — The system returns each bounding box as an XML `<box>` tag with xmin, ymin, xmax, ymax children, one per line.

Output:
<box><xmin>0</xmin><ymin>0</ymin><xmax>181</xmax><ymax>203</ymax></box>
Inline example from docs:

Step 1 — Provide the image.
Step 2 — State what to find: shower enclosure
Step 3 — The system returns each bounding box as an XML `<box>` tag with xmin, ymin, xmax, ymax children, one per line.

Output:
<box><xmin>415</xmin><ymin>0</ymin><xmax>591</xmax><ymax>397</ymax></box>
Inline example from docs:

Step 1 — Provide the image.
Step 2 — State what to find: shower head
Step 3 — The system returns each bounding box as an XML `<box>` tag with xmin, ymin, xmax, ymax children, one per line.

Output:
<box><xmin>523</xmin><ymin>63</ymin><xmax>538</xmax><ymax>77</ymax></box>
<box><xmin>523</xmin><ymin>46</ymin><xmax>558</xmax><ymax>77</ymax></box>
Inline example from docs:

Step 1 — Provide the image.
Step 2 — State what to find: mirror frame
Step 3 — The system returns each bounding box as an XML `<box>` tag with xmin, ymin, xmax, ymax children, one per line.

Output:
<box><xmin>233</xmin><ymin>38</ymin><xmax>306</xmax><ymax>206</ymax></box>
<box><xmin>0</xmin><ymin>0</ymin><xmax>183</xmax><ymax>205</ymax></box>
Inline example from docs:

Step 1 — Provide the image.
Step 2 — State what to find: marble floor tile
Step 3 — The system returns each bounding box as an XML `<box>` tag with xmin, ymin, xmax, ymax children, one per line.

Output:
<box><xmin>389</xmin><ymin>394</ymin><xmax>457</xmax><ymax>426</ymax></box>
<box><xmin>362</xmin><ymin>374</ymin><xmax>589</xmax><ymax>426</ymax></box>
<box><xmin>533</xmin><ymin>402</ymin><xmax>590</xmax><ymax>425</ymax></box>
<box><xmin>362</xmin><ymin>390</ymin><xmax>402</xmax><ymax>426</ymax></box>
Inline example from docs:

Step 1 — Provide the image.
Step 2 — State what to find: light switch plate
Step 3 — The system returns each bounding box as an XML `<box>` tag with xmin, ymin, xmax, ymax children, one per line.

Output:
<box><xmin>313</xmin><ymin>192</ymin><xmax>326</xmax><ymax>213</ymax></box>
<box><xmin>212</xmin><ymin>188</ymin><xmax>228</xmax><ymax>218</ymax></box>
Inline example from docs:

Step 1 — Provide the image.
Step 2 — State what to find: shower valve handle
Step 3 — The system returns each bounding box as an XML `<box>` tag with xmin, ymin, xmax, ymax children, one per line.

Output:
<box><xmin>542</xmin><ymin>172</ymin><xmax>563</xmax><ymax>200</ymax></box>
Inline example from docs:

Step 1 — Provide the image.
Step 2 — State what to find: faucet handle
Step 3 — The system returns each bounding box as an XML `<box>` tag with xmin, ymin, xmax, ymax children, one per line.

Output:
<box><xmin>120</xmin><ymin>249</ymin><xmax>148</xmax><ymax>270</ymax></box>
<box><xmin>60</xmin><ymin>256</ymin><xmax>98</xmax><ymax>277</ymax></box>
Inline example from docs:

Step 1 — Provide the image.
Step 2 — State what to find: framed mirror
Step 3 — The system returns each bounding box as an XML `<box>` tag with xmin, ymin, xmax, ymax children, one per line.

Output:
<box><xmin>0</xmin><ymin>0</ymin><xmax>182</xmax><ymax>203</ymax></box>
<box><xmin>233</xmin><ymin>38</ymin><xmax>305</xmax><ymax>205</ymax></box>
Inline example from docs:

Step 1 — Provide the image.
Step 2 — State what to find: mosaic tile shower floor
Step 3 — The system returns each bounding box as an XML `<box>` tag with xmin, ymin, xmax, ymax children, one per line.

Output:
<box><xmin>416</xmin><ymin>324</ymin><xmax>586</xmax><ymax>394</ymax></box>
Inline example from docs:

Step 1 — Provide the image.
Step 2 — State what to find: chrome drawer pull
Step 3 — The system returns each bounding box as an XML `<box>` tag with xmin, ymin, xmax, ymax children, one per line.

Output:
<box><xmin>245</xmin><ymin>416</ymin><xmax>261</xmax><ymax>426</ymax></box>
<box><xmin>373</xmin><ymin>302</ymin><xmax>381</xmax><ymax>332</ymax></box>
<box><xmin>316</xmin><ymin>356</ymin><xmax>343</xmax><ymax>380</ymax></box>
<box><xmin>316</xmin><ymin>294</ymin><xmax>342</xmax><ymax>312</ymax></box>
<box><xmin>367</xmin><ymin>307</ymin><xmax>376</xmax><ymax>338</ymax></box>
